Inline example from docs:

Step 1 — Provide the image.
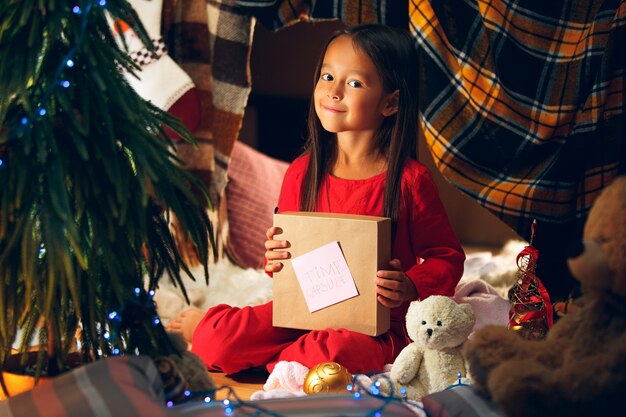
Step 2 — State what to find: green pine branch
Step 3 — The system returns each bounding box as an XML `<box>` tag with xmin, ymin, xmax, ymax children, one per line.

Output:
<box><xmin>0</xmin><ymin>0</ymin><xmax>216</xmax><ymax>380</ymax></box>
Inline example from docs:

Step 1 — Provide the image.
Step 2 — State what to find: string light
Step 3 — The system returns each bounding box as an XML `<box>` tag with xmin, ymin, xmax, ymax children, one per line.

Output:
<box><xmin>101</xmin><ymin>286</ymin><xmax>164</xmax><ymax>358</ymax></box>
<box><xmin>61</xmin><ymin>80</ymin><xmax>70</xmax><ymax>88</ymax></box>
<box><xmin>168</xmin><ymin>375</ymin><xmax>430</xmax><ymax>417</ymax></box>
<box><xmin>445</xmin><ymin>371</ymin><xmax>469</xmax><ymax>390</ymax></box>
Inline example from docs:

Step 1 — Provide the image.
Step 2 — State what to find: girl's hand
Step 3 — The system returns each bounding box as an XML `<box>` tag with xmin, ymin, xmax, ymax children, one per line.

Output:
<box><xmin>376</xmin><ymin>259</ymin><xmax>418</xmax><ymax>308</ymax></box>
<box><xmin>264</xmin><ymin>226</ymin><xmax>290</xmax><ymax>273</ymax></box>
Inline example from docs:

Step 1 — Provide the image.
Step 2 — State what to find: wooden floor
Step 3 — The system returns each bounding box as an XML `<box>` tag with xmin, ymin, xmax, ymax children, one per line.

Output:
<box><xmin>209</xmin><ymin>369</ymin><xmax>269</xmax><ymax>400</ymax></box>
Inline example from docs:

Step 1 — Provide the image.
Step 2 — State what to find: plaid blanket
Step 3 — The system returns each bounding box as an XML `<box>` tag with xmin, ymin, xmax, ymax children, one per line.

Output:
<box><xmin>236</xmin><ymin>0</ymin><xmax>407</xmax><ymax>29</ymax></box>
<box><xmin>410</xmin><ymin>0</ymin><xmax>625</xmax><ymax>240</ymax></box>
<box><xmin>163</xmin><ymin>0</ymin><xmax>255</xmax><ymax>204</ymax></box>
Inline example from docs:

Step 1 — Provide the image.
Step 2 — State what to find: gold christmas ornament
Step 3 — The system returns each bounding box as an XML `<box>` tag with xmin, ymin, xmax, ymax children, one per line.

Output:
<box><xmin>303</xmin><ymin>361</ymin><xmax>353</xmax><ymax>395</ymax></box>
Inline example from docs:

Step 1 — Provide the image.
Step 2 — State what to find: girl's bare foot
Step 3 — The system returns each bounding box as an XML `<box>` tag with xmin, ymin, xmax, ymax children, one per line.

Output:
<box><xmin>167</xmin><ymin>307</ymin><xmax>206</xmax><ymax>344</ymax></box>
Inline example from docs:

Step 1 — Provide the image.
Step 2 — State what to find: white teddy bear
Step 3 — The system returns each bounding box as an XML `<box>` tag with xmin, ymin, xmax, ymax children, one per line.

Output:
<box><xmin>389</xmin><ymin>295</ymin><xmax>475</xmax><ymax>401</ymax></box>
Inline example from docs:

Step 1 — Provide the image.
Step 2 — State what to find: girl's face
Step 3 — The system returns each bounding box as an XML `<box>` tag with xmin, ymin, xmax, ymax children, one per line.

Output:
<box><xmin>314</xmin><ymin>35</ymin><xmax>397</xmax><ymax>137</ymax></box>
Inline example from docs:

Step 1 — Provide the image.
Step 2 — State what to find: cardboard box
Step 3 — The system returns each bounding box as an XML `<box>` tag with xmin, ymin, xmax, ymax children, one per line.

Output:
<box><xmin>272</xmin><ymin>212</ymin><xmax>391</xmax><ymax>336</ymax></box>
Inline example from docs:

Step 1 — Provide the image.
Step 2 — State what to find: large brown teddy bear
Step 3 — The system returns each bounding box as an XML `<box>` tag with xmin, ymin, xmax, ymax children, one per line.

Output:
<box><xmin>464</xmin><ymin>176</ymin><xmax>626</xmax><ymax>417</ymax></box>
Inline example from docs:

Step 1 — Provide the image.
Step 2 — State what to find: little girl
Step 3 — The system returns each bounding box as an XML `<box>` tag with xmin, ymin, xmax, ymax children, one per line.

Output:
<box><xmin>169</xmin><ymin>24</ymin><xmax>465</xmax><ymax>375</ymax></box>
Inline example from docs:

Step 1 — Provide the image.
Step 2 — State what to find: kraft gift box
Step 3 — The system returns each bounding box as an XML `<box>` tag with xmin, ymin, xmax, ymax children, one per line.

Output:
<box><xmin>272</xmin><ymin>212</ymin><xmax>391</xmax><ymax>336</ymax></box>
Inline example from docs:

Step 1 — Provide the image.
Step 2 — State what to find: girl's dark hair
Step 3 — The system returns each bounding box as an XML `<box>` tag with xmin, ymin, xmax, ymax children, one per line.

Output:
<box><xmin>300</xmin><ymin>24</ymin><xmax>420</xmax><ymax>229</ymax></box>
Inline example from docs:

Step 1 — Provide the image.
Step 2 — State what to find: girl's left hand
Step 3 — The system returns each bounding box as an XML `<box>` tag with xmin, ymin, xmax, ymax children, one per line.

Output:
<box><xmin>375</xmin><ymin>259</ymin><xmax>418</xmax><ymax>308</ymax></box>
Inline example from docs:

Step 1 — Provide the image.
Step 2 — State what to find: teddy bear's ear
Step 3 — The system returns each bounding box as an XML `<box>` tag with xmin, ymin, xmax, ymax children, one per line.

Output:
<box><xmin>460</xmin><ymin>303</ymin><xmax>475</xmax><ymax>322</ymax></box>
<box><xmin>407</xmin><ymin>299</ymin><xmax>422</xmax><ymax>317</ymax></box>
<box><xmin>567</xmin><ymin>240</ymin><xmax>613</xmax><ymax>288</ymax></box>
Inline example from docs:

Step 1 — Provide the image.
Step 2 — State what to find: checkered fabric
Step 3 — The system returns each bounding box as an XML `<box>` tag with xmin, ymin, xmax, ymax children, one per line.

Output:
<box><xmin>410</xmin><ymin>0</ymin><xmax>625</xmax><ymax>239</ymax></box>
<box><xmin>128</xmin><ymin>36</ymin><xmax>168</xmax><ymax>66</ymax></box>
<box><xmin>163</xmin><ymin>0</ymin><xmax>255</xmax><ymax>206</ymax></box>
<box><xmin>237</xmin><ymin>0</ymin><xmax>406</xmax><ymax>29</ymax></box>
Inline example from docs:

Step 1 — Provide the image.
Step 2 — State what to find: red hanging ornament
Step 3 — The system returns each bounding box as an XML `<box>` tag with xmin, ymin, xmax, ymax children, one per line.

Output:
<box><xmin>508</xmin><ymin>220</ymin><xmax>553</xmax><ymax>339</ymax></box>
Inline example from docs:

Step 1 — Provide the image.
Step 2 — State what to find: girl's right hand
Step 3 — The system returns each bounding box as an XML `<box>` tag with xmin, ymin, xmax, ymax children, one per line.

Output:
<box><xmin>264</xmin><ymin>226</ymin><xmax>290</xmax><ymax>273</ymax></box>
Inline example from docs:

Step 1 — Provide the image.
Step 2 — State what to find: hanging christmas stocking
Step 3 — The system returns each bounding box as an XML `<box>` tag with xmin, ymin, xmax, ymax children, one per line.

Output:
<box><xmin>110</xmin><ymin>0</ymin><xmax>200</xmax><ymax>139</ymax></box>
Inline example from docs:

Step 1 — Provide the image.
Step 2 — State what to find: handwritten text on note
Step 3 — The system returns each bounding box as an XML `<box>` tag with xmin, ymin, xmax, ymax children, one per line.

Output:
<box><xmin>291</xmin><ymin>241</ymin><xmax>359</xmax><ymax>312</ymax></box>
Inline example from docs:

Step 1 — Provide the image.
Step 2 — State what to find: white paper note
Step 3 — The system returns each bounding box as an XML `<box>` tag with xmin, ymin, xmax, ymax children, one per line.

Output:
<box><xmin>291</xmin><ymin>241</ymin><xmax>359</xmax><ymax>312</ymax></box>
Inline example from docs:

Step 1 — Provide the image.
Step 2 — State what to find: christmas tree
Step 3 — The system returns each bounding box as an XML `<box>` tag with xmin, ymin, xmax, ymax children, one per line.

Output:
<box><xmin>0</xmin><ymin>0</ymin><xmax>215</xmax><ymax>387</ymax></box>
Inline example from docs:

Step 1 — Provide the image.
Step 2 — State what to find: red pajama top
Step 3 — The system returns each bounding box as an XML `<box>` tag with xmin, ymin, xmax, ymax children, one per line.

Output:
<box><xmin>276</xmin><ymin>155</ymin><xmax>465</xmax><ymax>324</ymax></box>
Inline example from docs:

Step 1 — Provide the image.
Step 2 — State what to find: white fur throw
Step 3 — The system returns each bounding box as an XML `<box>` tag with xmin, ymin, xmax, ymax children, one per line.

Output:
<box><xmin>154</xmin><ymin>257</ymin><xmax>272</xmax><ymax>326</ymax></box>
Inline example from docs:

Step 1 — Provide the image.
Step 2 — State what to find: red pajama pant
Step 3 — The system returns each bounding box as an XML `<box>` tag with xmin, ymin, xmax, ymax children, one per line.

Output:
<box><xmin>190</xmin><ymin>301</ymin><xmax>409</xmax><ymax>374</ymax></box>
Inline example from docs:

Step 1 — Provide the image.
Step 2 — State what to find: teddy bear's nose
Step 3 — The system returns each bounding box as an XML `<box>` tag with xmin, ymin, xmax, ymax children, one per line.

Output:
<box><xmin>427</xmin><ymin>328</ymin><xmax>433</xmax><ymax>337</ymax></box>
